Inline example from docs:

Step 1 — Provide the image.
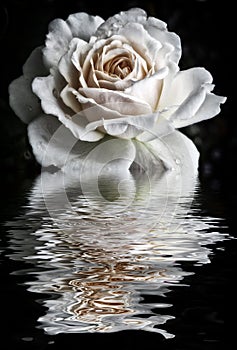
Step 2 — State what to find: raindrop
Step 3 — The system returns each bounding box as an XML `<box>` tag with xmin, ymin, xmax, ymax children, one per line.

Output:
<box><xmin>24</xmin><ymin>150</ymin><xmax>32</xmax><ymax>160</ymax></box>
<box><xmin>27</xmin><ymin>105</ymin><xmax>33</xmax><ymax>112</ymax></box>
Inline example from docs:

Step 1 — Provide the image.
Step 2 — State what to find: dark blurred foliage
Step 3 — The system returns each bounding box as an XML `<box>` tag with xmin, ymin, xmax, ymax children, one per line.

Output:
<box><xmin>0</xmin><ymin>0</ymin><xmax>235</xmax><ymax>196</ymax></box>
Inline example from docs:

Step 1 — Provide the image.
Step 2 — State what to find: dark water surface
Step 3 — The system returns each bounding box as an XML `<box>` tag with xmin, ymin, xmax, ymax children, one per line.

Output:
<box><xmin>0</xmin><ymin>169</ymin><xmax>235</xmax><ymax>349</ymax></box>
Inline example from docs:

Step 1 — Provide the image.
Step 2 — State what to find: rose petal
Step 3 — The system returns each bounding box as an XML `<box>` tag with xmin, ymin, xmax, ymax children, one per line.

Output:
<box><xmin>9</xmin><ymin>47</ymin><xmax>48</xmax><ymax>124</ymax></box>
<box><xmin>95</xmin><ymin>8</ymin><xmax>147</xmax><ymax>38</ymax></box>
<box><xmin>32</xmin><ymin>75</ymin><xmax>103</xmax><ymax>141</ymax></box>
<box><xmin>58</xmin><ymin>38</ymin><xmax>85</xmax><ymax>87</ymax></box>
<box><xmin>60</xmin><ymin>85</ymin><xmax>81</xmax><ymax>113</ymax></box>
<box><xmin>60</xmin><ymin>84</ymin><xmax>82</xmax><ymax>113</ymax></box>
<box><xmin>86</xmin><ymin>113</ymin><xmax>158</xmax><ymax>139</ymax></box>
<box><xmin>94</xmin><ymin>70</ymin><xmax>134</xmax><ymax>90</ymax></box>
<box><xmin>43</xmin><ymin>13</ymin><xmax>104</xmax><ymax>70</ymax></box>
<box><xmin>156</xmin><ymin>45</ymin><xmax>179</xmax><ymax>76</ymax></box>
<box><xmin>125</xmin><ymin>67</ymin><xmax>168</xmax><ymax>111</ymax></box>
<box><xmin>169</xmin><ymin>84</ymin><xmax>210</xmax><ymax>125</ymax></box>
<box><xmin>71</xmin><ymin>39</ymin><xmax>91</xmax><ymax>88</ymax></box>
<box><xmin>43</xmin><ymin>19</ymin><xmax>73</xmax><ymax>69</ymax></box>
<box><xmin>9</xmin><ymin>75</ymin><xmax>42</xmax><ymax>124</ymax></box>
<box><xmin>27</xmin><ymin>114</ymin><xmax>104</xmax><ymax>168</ymax></box>
<box><xmin>136</xmin><ymin>115</ymin><xmax>174</xmax><ymax>142</ymax></box>
<box><xmin>78</xmin><ymin>137</ymin><xmax>136</xmax><ymax>173</ymax></box>
<box><xmin>131</xmin><ymin>139</ymin><xmax>168</xmax><ymax>175</ymax></box>
<box><xmin>96</xmin><ymin>9</ymin><xmax>177</xmax><ymax>71</ymax></box>
<box><xmin>97</xmin><ymin>39</ymin><xmax>149</xmax><ymax>80</ymax></box>
<box><xmin>22</xmin><ymin>46</ymin><xmax>48</xmax><ymax>78</ymax></box>
<box><xmin>172</xmin><ymin>92</ymin><xmax>227</xmax><ymax>128</ymax></box>
<box><xmin>67</xmin><ymin>86</ymin><xmax>124</xmax><ymax>122</ymax></box>
<box><xmin>159</xmin><ymin>130</ymin><xmax>200</xmax><ymax>175</ymax></box>
<box><xmin>159</xmin><ymin>67</ymin><xmax>213</xmax><ymax>117</ymax></box>
<box><xmin>75</xmin><ymin>37</ymin><xmax>107</xmax><ymax>87</ymax></box>
<box><xmin>67</xmin><ymin>113</ymin><xmax>105</xmax><ymax>141</ymax></box>
<box><xmin>105</xmin><ymin>122</ymin><xmax>146</xmax><ymax>139</ymax></box>
<box><xmin>87</xmin><ymin>57</ymin><xmax>100</xmax><ymax>88</ymax></box>
<box><xmin>117</xmin><ymin>23</ymin><xmax>162</xmax><ymax>68</ymax></box>
<box><xmin>134</xmin><ymin>129</ymin><xmax>199</xmax><ymax>176</ymax></box>
<box><xmin>28</xmin><ymin>114</ymin><xmax>74</xmax><ymax>168</ymax></box>
<box><xmin>80</xmin><ymin>87</ymin><xmax>153</xmax><ymax>116</ymax></box>
<box><xmin>95</xmin><ymin>8</ymin><xmax>181</xmax><ymax>76</ymax></box>
<box><xmin>74</xmin><ymin>34</ymin><xmax>150</xmax><ymax>91</ymax></box>
<box><xmin>32</xmin><ymin>75</ymin><xmax>71</xmax><ymax>119</ymax></box>
<box><xmin>144</xmin><ymin>16</ymin><xmax>181</xmax><ymax>65</ymax></box>
<box><xmin>66</xmin><ymin>12</ymin><xmax>104</xmax><ymax>41</ymax></box>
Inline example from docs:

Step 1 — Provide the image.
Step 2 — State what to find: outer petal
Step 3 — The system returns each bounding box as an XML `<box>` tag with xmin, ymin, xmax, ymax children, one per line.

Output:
<box><xmin>85</xmin><ymin>113</ymin><xmax>158</xmax><ymax>139</ymax></box>
<box><xmin>136</xmin><ymin>115</ymin><xmax>174</xmax><ymax>142</ymax></box>
<box><xmin>66</xmin><ymin>12</ymin><xmax>104</xmax><ymax>41</ymax></box>
<box><xmin>27</xmin><ymin>114</ymin><xmax>104</xmax><ymax>168</ymax></box>
<box><xmin>169</xmin><ymin>84</ymin><xmax>211</xmax><ymax>124</ymax></box>
<box><xmin>131</xmin><ymin>139</ymin><xmax>169</xmax><ymax>175</ymax></box>
<box><xmin>78</xmin><ymin>137</ymin><xmax>136</xmax><ymax>174</ymax></box>
<box><xmin>159</xmin><ymin>67</ymin><xmax>213</xmax><ymax>118</ymax></box>
<box><xmin>32</xmin><ymin>75</ymin><xmax>103</xmax><ymax>141</ymax></box>
<box><xmin>175</xmin><ymin>92</ymin><xmax>226</xmax><ymax>128</ymax></box>
<box><xmin>32</xmin><ymin>75</ymin><xmax>71</xmax><ymax>119</ymax></box>
<box><xmin>95</xmin><ymin>8</ymin><xmax>147</xmax><ymax>38</ymax></box>
<box><xmin>9</xmin><ymin>47</ymin><xmax>48</xmax><ymax>124</ymax></box>
<box><xmin>144</xmin><ymin>16</ymin><xmax>181</xmax><ymax>65</ymax></box>
<box><xmin>133</xmin><ymin>130</ymin><xmax>199</xmax><ymax>179</ymax></box>
<box><xmin>159</xmin><ymin>66</ymin><xmax>226</xmax><ymax>128</ymax></box>
<box><xmin>22</xmin><ymin>46</ymin><xmax>48</xmax><ymax>77</ymax></box>
<box><xmin>80</xmin><ymin>87</ymin><xmax>153</xmax><ymax>116</ymax></box>
<box><xmin>58</xmin><ymin>38</ymin><xmax>86</xmax><ymax>87</ymax></box>
<box><xmin>169</xmin><ymin>86</ymin><xmax>226</xmax><ymax>128</ymax></box>
<box><xmin>65</xmin><ymin>113</ymin><xmax>105</xmax><ymax>141</ymax></box>
<box><xmin>43</xmin><ymin>19</ymin><xmax>73</xmax><ymax>69</ymax></box>
<box><xmin>158</xmin><ymin>130</ymin><xmax>200</xmax><ymax>174</ymax></box>
<box><xmin>67</xmin><ymin>87</ymin><xmax>152</xmax><ymax>125</ymax></box>
<box><xmin>9</xmin><ymin>75</ymin><xmax>42</xmax><ymax>124</ymax></box>
<box><xmin>134</xmin><ymin>129</ymin><xmax>200</xmax><ymax>175</ymax></box>
<box><xmin>43</xmin><ymin>13</ymin><xmax>104</xmax><ymax>69</ymax></box>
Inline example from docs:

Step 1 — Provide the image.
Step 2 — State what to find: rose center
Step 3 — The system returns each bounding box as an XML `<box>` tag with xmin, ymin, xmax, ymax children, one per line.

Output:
<box><xmin>104</xmin><ymin>56</ymin><xmax>133</xmax><ymax>79</ymax></box>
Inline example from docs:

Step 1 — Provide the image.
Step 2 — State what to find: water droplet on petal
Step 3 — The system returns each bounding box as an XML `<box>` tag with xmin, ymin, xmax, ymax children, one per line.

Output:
<box><xmin>175</xmin><ymin>159</ymin><xmax>181</xmax><ymax>165</ymax></box>
<box><xmin>27</xmin><ymin>105</ymin><xmax>33</xmax><ymax>112</ymax></box>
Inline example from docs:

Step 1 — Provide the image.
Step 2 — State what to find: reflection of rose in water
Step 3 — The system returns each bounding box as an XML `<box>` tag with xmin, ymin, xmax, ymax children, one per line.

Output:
<box><xmin>6</xmin><ymin>169</ymin><xmax>229</xmax><ymax>338</ymax></box>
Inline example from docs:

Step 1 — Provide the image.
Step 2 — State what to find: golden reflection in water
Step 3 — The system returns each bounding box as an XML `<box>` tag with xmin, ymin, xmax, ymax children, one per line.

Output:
<box><xmin>6</xmin><ymin>169</ymin><xmax>229</xmax><ymax>337</ymax></box>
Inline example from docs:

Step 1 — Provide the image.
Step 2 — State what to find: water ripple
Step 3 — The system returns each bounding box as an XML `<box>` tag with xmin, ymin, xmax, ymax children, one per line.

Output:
<box><xmin>5</xmin><ymin>169</ymin><xmax>230</xmax><ymax>337</ymax></box>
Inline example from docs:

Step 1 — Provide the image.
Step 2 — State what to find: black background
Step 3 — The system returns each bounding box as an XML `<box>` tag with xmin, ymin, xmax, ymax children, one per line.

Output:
<box><xmin>0</xmin><ymin>1</ymin><xmax>236</xmax><ymax>349</ymax></box>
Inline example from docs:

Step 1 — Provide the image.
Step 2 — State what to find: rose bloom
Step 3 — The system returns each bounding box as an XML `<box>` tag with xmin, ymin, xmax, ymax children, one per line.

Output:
<box><xmin>9</xmin><ymin>8</ymin><xmax>226</xmax><ymax>173</ymax></box>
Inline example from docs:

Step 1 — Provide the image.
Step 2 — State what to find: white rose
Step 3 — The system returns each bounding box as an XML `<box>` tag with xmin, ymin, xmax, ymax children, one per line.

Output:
<box><xmin>9</xmin><ymin>8</ymin><xmax>226</xmax><ymax>173</ymax></box>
